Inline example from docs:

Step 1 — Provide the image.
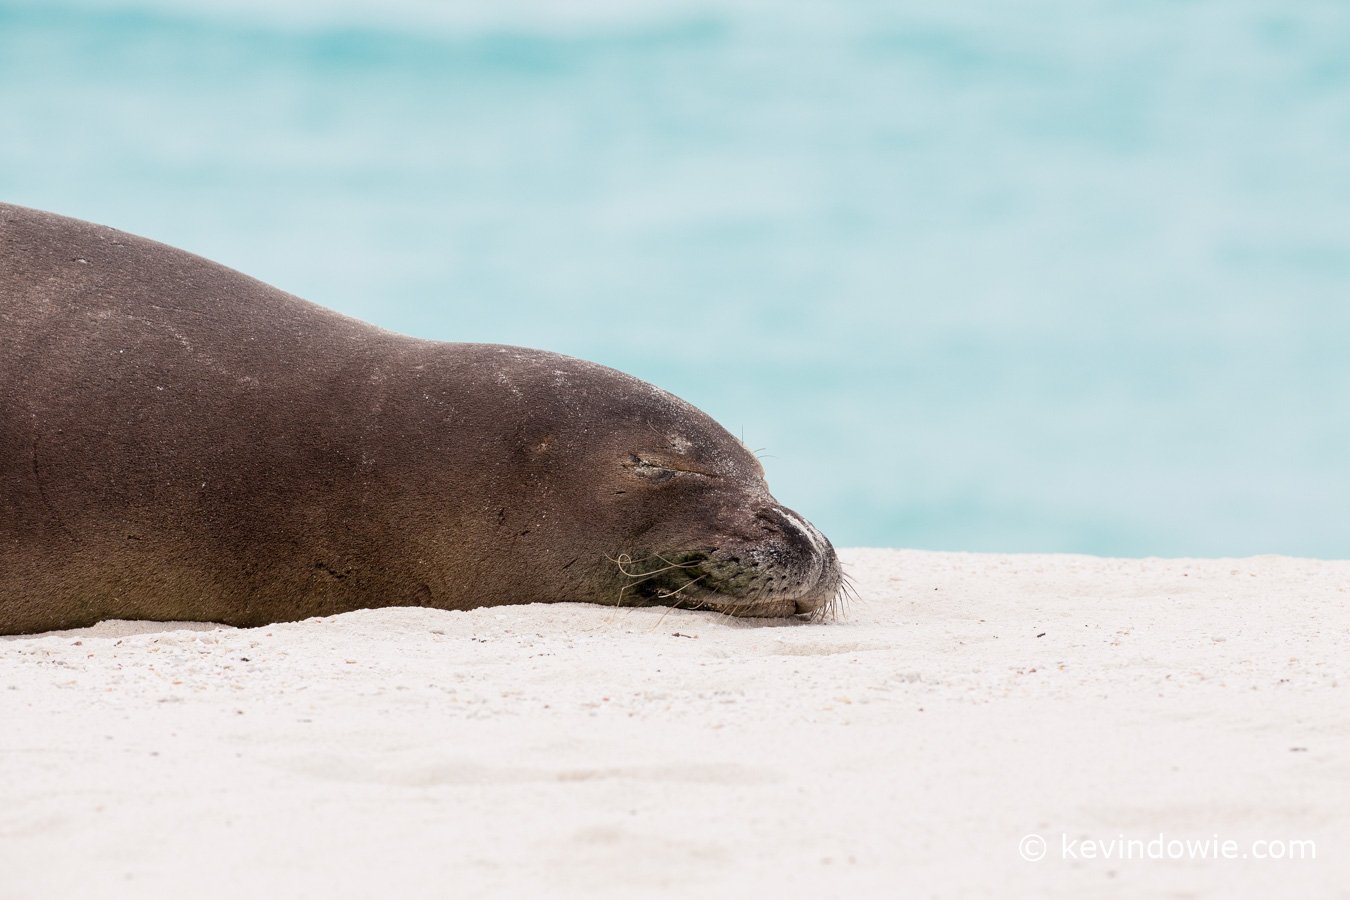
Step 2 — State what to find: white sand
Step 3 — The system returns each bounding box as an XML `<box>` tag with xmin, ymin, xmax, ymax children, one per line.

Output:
<box><xmin>2</xmin><ymin>549</ymin><xmax>1347</xmax><ymax>898</ymax></box>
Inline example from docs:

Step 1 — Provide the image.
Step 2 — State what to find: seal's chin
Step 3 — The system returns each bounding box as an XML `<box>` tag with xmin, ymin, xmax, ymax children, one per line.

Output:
<box><xmin>615</xmin><ymin>548</ymin><xmax>842</xmax><ymax>621</ymax></box>
<box><xmin>647</xmin><ymin>578</ymin><xmax>804</xmax><ymax>618</ymax></box>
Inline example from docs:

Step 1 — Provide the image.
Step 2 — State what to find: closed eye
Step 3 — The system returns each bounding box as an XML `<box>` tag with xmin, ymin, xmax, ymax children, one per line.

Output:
<box><xmin>625</xmin><ymin>454</ymin><xmax>719</xmax><ymax>479</ymax></box>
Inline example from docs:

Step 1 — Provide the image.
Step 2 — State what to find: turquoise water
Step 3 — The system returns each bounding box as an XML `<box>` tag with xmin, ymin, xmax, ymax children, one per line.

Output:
<box><xmin>3</xmin><ymin>0</ymin><xmax>1349</xmax><ymax>557</ymax></box>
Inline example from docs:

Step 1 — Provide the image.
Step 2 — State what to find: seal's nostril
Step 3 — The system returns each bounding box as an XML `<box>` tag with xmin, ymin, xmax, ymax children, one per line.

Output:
<box><xmin>753</xmin><ymin>510</ymin><xmax>781</xmax><ymax>533</ymax></box>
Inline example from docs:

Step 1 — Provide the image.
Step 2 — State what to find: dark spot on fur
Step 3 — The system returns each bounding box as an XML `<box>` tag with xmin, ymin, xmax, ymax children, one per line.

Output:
<box><xmin>312</xmin><ymin>562</ymin><xmax>349</xmax><ymax>581</ymax></box>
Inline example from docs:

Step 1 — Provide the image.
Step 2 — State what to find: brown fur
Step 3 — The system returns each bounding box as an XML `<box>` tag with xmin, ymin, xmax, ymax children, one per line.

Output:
<box><xmin>0</xmin><ymin>204</ymin><xmax>840</xmax><ymax>634</ymax></box>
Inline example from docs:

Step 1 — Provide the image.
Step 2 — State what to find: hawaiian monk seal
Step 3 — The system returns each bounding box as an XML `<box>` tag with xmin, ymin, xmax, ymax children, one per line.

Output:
<box><xmin>0</xmin><ymin>203</ymin><xmax>842</xmax><ymax>635</ymax></box>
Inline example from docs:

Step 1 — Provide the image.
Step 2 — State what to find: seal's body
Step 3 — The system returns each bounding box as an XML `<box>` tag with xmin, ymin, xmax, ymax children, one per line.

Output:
<box><xmin>0</xmin><ymin>204</ymin><xmax>840</xmax><ymax>635</ymax></box>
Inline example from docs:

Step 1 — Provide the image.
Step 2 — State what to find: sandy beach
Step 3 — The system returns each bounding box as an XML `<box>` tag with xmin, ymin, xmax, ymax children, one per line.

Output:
<box><xmin>2</xmin><ymin>548</ymin><xmax>1346</xmax><ymax>898</ymax></box>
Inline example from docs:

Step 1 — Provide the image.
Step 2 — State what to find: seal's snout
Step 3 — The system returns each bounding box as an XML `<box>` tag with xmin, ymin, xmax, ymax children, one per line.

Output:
<box><xmin>658</xmin><ymin>502</ymin><xmax>841</xmax><ymax>619</ymax></box>
<box><xmin>756</xmin><ymin>505</ymin><xmax>831</xmax><ymax>567</ymax></box>
<box><xmin>751</xmin><ymin>504</ymin><xmax>842</xmax><ymax>618</ymax></box>
<box><xmin>617</xmin><ymin>500</ymin><xmax>841</xmax><ymax>619</ymax></box>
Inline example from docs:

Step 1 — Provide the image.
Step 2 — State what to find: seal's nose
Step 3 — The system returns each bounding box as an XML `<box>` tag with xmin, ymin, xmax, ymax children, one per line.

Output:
<box><xmin>755</xmin><ymin>504</ymin><xmax>840</xmax><ymax>614</ymax></box>
<box><xmin>757</xmin><ymin>505</ymin><xmax>831</xmax><ymax>564</ymax></box>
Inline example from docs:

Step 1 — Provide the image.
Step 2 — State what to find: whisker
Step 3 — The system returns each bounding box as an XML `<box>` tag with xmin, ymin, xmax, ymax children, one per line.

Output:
<box><xmin>650</xmin><ymin>593</ymin><xmax>690</xmax><ymax>630</ymax></box>
<box><xmin>605</xmin><ymin>552</ymin><xmax>701</xmax><ymax>580</ymax></box>
<box><xmin>655</xmin><ymin>573</ymin><xmax>708</xmax><ymax>600</ymax></box>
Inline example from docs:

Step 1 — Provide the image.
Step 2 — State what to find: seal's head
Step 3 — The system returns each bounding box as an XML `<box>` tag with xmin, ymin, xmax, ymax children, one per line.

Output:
<box><xmin>602</xmin><ymin>441</ymin><xmax>843</xmax><ymax>620</ymax></box>
<box><xmin>479</xmin><ymin>348</ymin><xmax>844</xmax><ymax>619</ymax></box>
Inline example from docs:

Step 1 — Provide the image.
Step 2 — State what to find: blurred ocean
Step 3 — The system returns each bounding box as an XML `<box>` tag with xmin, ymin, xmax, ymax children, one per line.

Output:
<box><xmin>3</xmin><ymin>0</ymin><xmax>1348</xmax><ymax>557</ymax></box>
